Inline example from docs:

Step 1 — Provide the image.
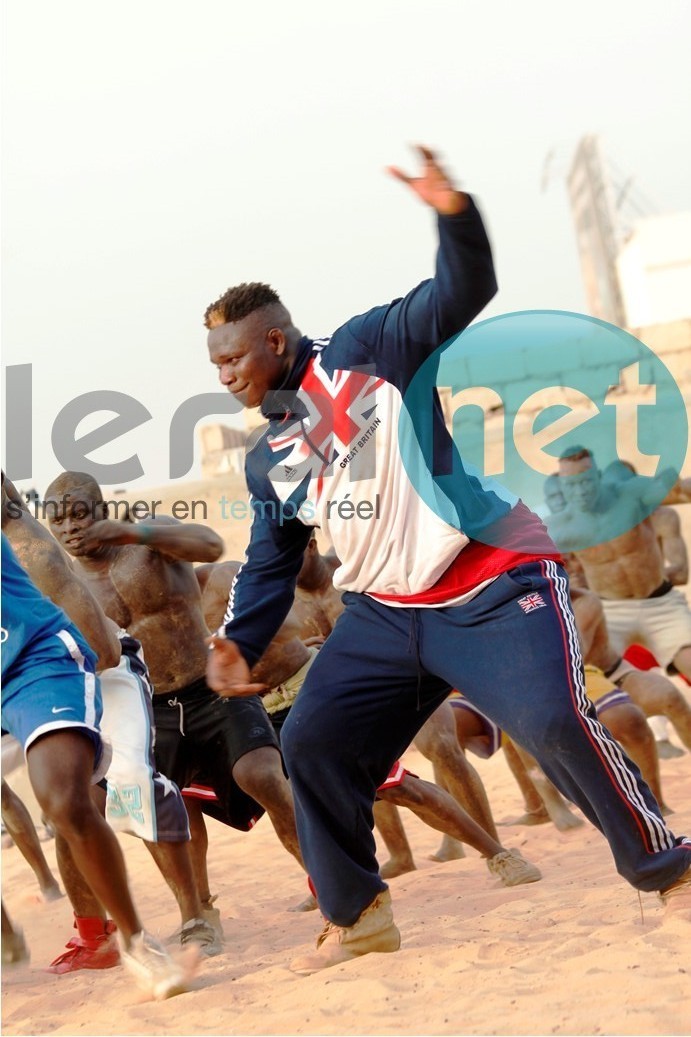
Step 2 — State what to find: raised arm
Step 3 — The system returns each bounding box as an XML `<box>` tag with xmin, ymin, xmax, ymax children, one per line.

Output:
<box><xmin>629</xmin><ymin>467</ymin><xmax>679</xmax><ymax>509</ymax></box>
<box><xmin>387</xmin><ymin>145</ymin><xmax>470</xmax><ymax>217</ymax></box>
<box><xmin>347</xmin><ymin>145</ymin><xmax>497</xmax><ymax>372</ymax></box>
<box><xmin>78</xmin><ymin>514</ymin><xmax>224</xmax><ymax>563</ymax></box>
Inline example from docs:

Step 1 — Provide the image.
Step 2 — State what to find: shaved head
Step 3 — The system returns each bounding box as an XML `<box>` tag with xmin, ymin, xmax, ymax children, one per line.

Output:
<box><xmin>45</xmin><ymin>471</ymin><xmax>103</xmax><ymax>503</ymax></box>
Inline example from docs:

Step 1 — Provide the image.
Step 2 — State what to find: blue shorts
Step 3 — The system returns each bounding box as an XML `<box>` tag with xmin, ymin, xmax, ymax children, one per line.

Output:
<box><xmin>1</xmin><ymin>628</ymin><xmax>107</xmax><ymax>778</ymax></box>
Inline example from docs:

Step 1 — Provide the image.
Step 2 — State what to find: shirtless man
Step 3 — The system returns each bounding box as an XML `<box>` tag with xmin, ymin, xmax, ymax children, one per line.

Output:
<box><xmin>44</xmin><ymin>472</ymin><xmax>302</xmax><ymax>926</ymax></box>
<box><xmin>548</xmin><ymin>448</ymin><xmax>691</xmax><ymax>749</ymax></box>
<box><xmin>2</xmin><ymin>476</ymin><xmax>218</xmax><ymax>967</ymax></box>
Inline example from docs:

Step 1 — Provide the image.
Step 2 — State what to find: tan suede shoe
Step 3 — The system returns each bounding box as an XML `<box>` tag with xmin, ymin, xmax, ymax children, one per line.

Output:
<box><xmin>290</xmin><ymin>889</ymin><xmax>401</xmax><ymax>975</ymax></box>
<box><xmin>660</xmin><ymin>864</ymin><xmax>691</xmax><ymax>920</ymax></box>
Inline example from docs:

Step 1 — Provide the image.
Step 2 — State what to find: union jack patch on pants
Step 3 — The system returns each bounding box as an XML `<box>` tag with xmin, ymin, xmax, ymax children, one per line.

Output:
<box><xmin>517</xmin><ymin>592</ymin><xmax>547</xmax><ymax>613</ymax></box>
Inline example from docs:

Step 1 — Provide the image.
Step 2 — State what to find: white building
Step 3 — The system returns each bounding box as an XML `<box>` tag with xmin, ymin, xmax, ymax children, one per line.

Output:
<box><xmin>617</xmin><ymin>212</ymin><xmax>691</xmax><ymax>328</ymax></box>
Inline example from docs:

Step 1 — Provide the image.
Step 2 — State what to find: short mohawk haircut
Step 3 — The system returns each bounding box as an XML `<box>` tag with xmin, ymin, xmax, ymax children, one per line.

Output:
<box><xmin>204</xmin><ymin>282</ymin><xmax>282</xmax><ymax>329</ymax></box>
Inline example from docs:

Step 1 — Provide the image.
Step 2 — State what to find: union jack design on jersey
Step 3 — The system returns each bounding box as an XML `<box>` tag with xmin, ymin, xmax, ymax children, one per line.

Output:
<box><xmin>517</xmin><ymin>592</ymin><xmax>547</xmax><ymax>613</ymax></box>
<box><xmin>266</xmin><ymin>351</ymin><xmax>384</xmax><ymax>506</ymax></box>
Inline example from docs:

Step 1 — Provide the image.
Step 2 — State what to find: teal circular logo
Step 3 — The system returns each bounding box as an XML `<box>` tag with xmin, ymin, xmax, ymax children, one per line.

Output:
<box><xmin>399</xmin><ymin>311</ymin><xmax>687</xmax><ymax>551</ymax></box>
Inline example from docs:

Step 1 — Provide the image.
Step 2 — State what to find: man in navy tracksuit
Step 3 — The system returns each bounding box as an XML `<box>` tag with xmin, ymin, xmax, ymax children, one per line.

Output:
<box><xmin>204</xmin><ymin>146</ymin><xmax>691</xmax><ymax>973</ymax></box>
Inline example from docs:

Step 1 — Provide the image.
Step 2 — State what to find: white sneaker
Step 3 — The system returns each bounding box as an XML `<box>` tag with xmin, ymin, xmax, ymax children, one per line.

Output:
<box><xmin>180</xmin><ymin>916</ymin><xmax>223</xmax><ymax>957</ymax></box>
<box><xmin>120</xmin><ymin>931</ymin><xmax>187</xmax><ymax>1000</ymax></box>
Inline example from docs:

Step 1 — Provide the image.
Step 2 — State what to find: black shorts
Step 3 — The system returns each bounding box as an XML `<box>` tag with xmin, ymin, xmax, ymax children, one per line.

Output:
<box><xmin>268</xmin><ymin>705</ymin><xmax>291</xmax><ymax>742</ymax></box>
<box><xmin>153</xmin><ymin>678</ymin><xmax>278</xmax><ymax>832</ymax></box>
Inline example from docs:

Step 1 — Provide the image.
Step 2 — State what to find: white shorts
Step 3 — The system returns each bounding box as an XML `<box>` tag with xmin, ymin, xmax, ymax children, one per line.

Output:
<box><xmin>100</xmin><ymin>636</ymin><xmax>189</xmax><ymax>843</ymax></box>
<box><xmin>602</xmin><ymin>588</ymin><xmax>691</xmax><ymax>671</ymax></box>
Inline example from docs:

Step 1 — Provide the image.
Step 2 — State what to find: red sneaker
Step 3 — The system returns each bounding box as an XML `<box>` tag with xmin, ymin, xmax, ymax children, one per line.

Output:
<box><xmin>46</xmin><ymin>919</ymin><xmax>120</xmax><ymax>974</ymax></box>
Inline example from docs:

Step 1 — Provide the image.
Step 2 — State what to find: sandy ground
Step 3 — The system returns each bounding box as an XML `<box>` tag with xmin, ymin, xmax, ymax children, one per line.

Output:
<box><xmin>4</xmin><ymin>501</ymin><xmax>691</xmax><ymax>1036</ymax></box>
<box><xmin>2</xmin><ymin>739</ymin><xmax>690</xmax><ymax>1037</ymax></box>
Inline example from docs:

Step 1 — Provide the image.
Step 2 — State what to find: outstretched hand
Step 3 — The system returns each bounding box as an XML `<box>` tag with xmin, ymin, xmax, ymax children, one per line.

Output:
<box><xmin>206</xmin><ymin>635</ymin><xmax>267</xmax><ymax>698</ymax></box>
<box><xmin>387</xmin><ymin>145</ymin><xmax>468</xmax><ymax>216</ymax></box>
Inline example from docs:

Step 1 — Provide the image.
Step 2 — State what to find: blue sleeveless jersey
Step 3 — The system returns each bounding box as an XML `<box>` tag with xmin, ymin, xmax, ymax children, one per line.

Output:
<box><xmin>1</xmin><ymin>533</ymin><xmax>95</xmax><ymax>678</ymax></box>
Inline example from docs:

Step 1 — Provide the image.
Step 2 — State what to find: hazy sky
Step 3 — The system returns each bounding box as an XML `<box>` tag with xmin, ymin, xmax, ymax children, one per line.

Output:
<box><xmin>3</xmin><ymin>0</ymin><xmax>690</xmax><ymax>495</ymax></box>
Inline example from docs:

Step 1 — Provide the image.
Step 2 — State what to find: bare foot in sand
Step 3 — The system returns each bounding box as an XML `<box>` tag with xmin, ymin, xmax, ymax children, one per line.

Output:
<box><xmin>380</xmin><ymin>857</ymin><xmax>417</xmax><ymax>879</ymax></box>
<box><xmin>551</xmin><ymin>809</ymin><xmax>585</xmax><ymax>831</ymax></box>
<box><xmin>428</xmin><ymin>836</ymin><xmax>466</xmax><ymax>863</ymax></box>
<box><xmin>502</xmin><ymin>807</ymin><xmax>551</xmax><ymax>826</ymax></box>
<box><xmin>40</xmin><ymin>884</ymin><xmax>64</xmax><ymax>903</ymax></box>
<box><xmin>656</xmin><ymin>739</ymin><xmax>685</xmax><ymax>760</ymax></box>
<box><xmin>506</xmin><ymin>804</ymin><xmax>583</xmax><ymax>831</ymax></box>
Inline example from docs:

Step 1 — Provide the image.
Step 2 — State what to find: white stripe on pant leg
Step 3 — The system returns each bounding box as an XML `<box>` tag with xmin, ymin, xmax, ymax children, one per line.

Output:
<box><xmin>546</xmin><ymin>559</ymin><xmax>670</xmax><ymax>852</ymax></box>
<box><xmin>545</xmin><ymin>560</ymin><xmax>673</xmax><ymax>854</ymax></box>
<box><xmin>56</xmin><ymin>629</ymin><xmax>97</xmax><ymax>728</ymax></box>
<box><xmin>547</xmin><ymin>559</ymin><xmax>672</xmax><ymax>852</ymax></box>
<box><xmin>545</xmin><ymin>559</ymin><xmax>655</xmax><ymax>831</ymax></box>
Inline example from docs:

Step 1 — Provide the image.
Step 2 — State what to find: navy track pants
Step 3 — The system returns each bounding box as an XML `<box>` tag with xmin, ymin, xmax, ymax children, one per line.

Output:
<box><xmin>281</xmin><ymin>561</ymin><xmax>691</xmax><ymax>926</ymax></box>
